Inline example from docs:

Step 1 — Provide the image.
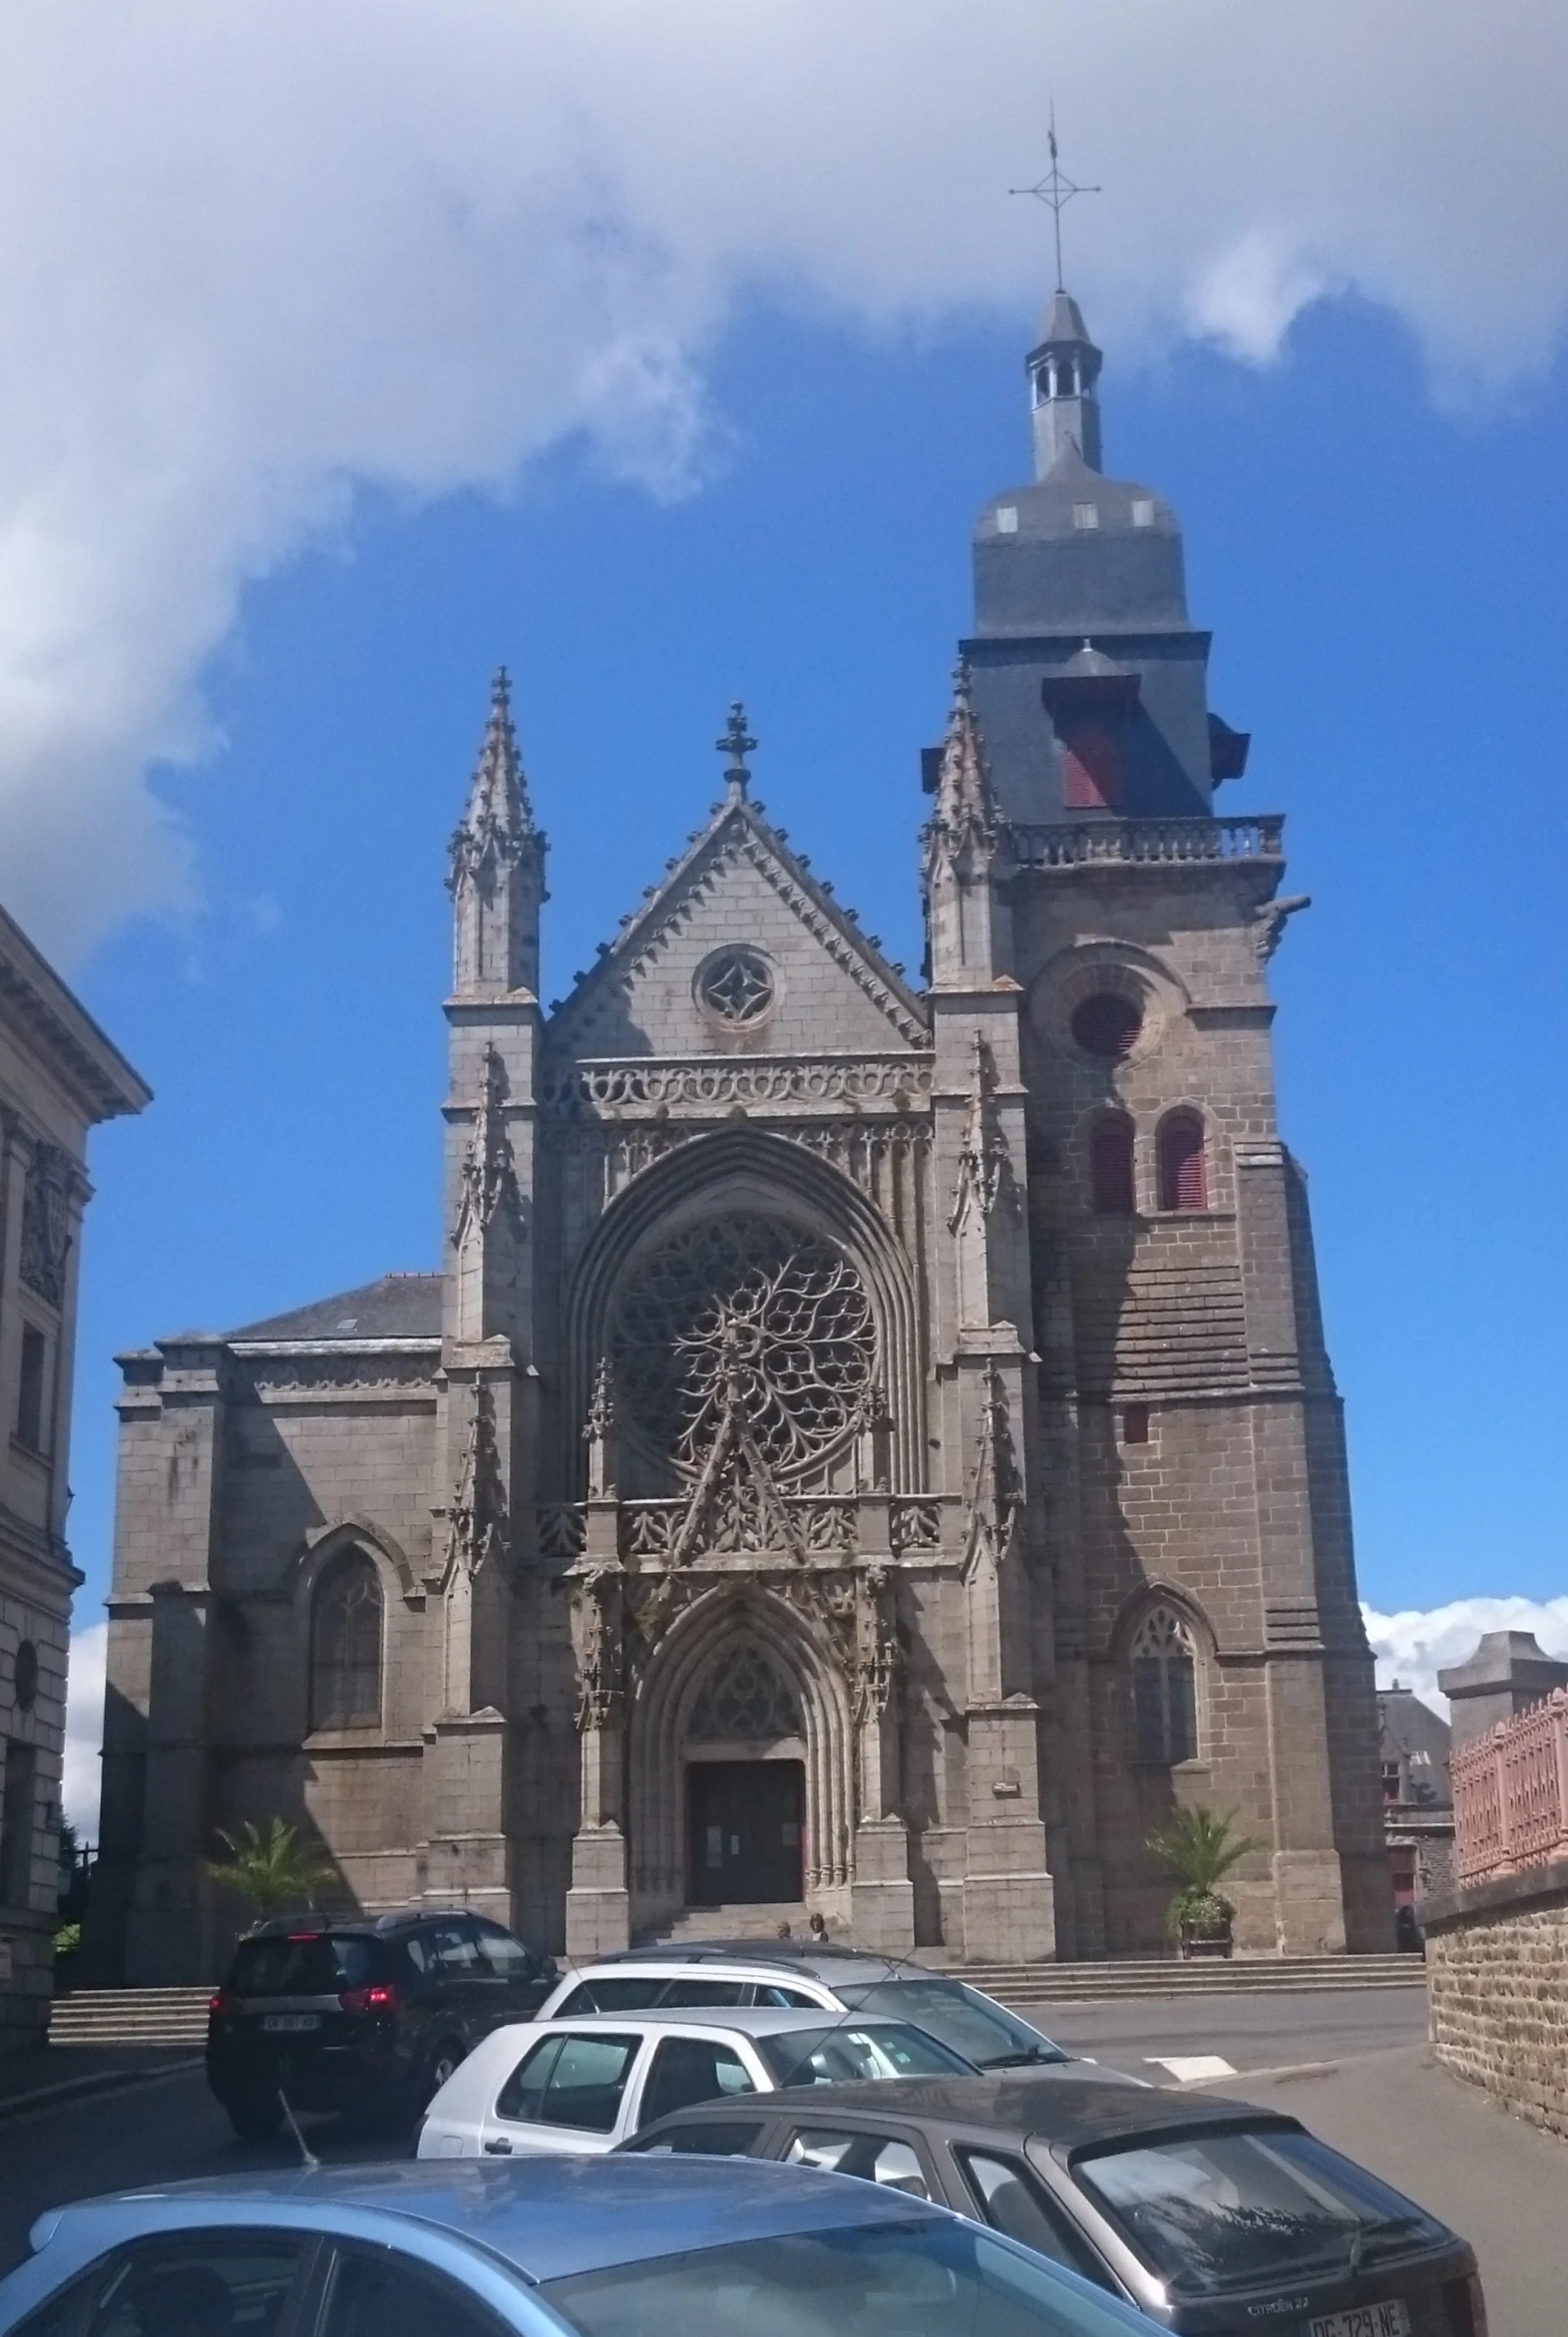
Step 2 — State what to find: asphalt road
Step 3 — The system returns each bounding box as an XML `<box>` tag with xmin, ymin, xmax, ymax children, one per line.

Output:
<box><xmin>0</xmin><ymin>1985</ymin><xmax>1558</xmax><ymax>2337</ymax></box>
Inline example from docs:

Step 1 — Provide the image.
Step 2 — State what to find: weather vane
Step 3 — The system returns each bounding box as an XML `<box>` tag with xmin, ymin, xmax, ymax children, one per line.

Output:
<box><xmin>716</xmin><ymin>699</ymin><xmax>757</xmax><ymax>792</ymax></box>
<box><xmin>1009</xmin><ymin>107</ymin><xmax>1099</xmax><ymax>292</ymax></box>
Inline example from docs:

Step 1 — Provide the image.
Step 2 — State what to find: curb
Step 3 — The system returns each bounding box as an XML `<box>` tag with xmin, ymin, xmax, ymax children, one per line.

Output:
<box><xmin>0</xmin><ymin>2057</ymin><xmax>203</xmax><ymax>2125</ymax></box>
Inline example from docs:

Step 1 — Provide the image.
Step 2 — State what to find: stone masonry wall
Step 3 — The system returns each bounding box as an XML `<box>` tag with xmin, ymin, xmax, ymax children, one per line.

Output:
<box><xmin>1425</xmin><ymin>1861</ymin><xmax>1568</xmax><ymax>2140</ymax></box>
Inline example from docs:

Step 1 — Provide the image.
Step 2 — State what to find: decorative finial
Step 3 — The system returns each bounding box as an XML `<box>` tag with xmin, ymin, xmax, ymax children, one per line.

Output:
<box><xmin>1009</xmin><ymin>105</ymin><xmax>1099</xmax><ymax>292</ymax></box>
<box><xmin>491</xmin><ymin>664</ymin><xmax>512</xmax><ymax>711</ymax></box>
<box><xmin>716</xmin><ymin>700</ymin><xmax>757</xmax><ymax>795</ymax></box>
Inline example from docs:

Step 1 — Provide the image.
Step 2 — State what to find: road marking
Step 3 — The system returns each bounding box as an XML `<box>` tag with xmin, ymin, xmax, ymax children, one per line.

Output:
<box><xmin>1147</xmin><ymin>2054</ymin><xmax>1236</xmax><ymax>2083</ymax></box>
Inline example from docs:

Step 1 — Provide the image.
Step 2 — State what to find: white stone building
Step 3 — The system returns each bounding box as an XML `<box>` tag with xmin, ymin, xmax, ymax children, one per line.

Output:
<box><xmin>0</xmin><ymin>905</ymin><xmax>149</xmax><ymax>2053</ymax></box>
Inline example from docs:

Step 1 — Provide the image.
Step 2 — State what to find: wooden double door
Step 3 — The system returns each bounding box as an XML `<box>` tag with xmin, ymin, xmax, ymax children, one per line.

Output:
<box><xmin>686</xmin><ymin>1759</ymin><xmax>804</xmax><ymax>1905</ymax></box>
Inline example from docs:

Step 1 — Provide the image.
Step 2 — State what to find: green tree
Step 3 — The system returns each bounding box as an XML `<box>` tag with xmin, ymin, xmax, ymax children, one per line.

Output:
<box><xmin>206</xmin><ymin>1819</ymin><xmax>336</xmax><ymax>1921</ymax></box>
<box><xmin>1146</xmin><ymin>1804</ymin><xmax>1260</xmax><ymax>1937</ymax></box>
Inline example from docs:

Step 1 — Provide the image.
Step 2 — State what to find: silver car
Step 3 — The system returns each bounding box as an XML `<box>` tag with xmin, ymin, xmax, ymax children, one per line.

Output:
<box><xmin>536</xmin><ymin>1944</ymin><xmax>1096</xmax><ymax>2076</ymax></box>
<box><xmin>0</xmin><ymin>2156</ymin><xmax>1164</xmax><ymax>2337</ymax></box>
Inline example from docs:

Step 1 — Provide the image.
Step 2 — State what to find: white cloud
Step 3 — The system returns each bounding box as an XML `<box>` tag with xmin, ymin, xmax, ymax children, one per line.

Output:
<box><xmin>2</xmin><ymin>1</ymin><xmax>1567</xmax><ymax>957</ymax></box>
<box><xmin>62</xmin><ymin>1620</ymin><xmax>108</xmax><ymax>1838</ymax></box>
<box><xmin>1363</xmin><ymin>1597</ymin><xmax>1568</xmax><ymax>1717</ymax></box>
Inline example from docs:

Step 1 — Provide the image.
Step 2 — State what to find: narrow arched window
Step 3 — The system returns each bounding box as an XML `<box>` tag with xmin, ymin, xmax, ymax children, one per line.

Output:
<box><xmin>1131</xmin><ymin>1605</ymin><xmax>1198</xmax><ymax>1766</ymax></box>
<box><xmin>1089</xmin><ymin>1114</ymin><xmax>1136</xmax><ymax>1216</ymax></box>
<box><xmin>1157</xmin><ymin>1111</ymin><xmax>1207</xmax><ymax>1212</ymax></box>
<box><xmin>310</xmin><ymin>1549</ymin><xmax>383</xmax><ymax>1729</ymax></box>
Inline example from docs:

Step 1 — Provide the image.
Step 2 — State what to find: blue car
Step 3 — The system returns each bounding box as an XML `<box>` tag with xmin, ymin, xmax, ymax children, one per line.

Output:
<box><xmin>0</xmin><ymin>2154</ymin><xmax>1163</xmax><ymax>2337</ymax></box>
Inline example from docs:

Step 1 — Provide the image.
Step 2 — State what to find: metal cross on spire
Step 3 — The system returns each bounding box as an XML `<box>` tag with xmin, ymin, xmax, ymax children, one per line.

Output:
<box><xmin>716</xmin><ymin>699</ymin><xmax>757</xmax><ymax>794</ymax></box>
<box><xmin>1009</xmin><ymin>107</ymin><xmax>1099</xmax><ymax>292</ymax></box>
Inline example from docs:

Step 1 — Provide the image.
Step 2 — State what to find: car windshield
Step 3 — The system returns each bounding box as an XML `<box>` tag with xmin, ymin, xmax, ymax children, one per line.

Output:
<box><xmin>758</xmin><ymin>2022</ymin><xmax>976</xmax><ymax>2087</ymax></box>
<box><xmin>835</xmin><ymin>1980</ymin><xmax>1067</xmax><ymax>2068</ymax></box>
<box><xmin>1071</xmin><ymin>2124</ymin><xmax>1446</xmax><ymax>2299</ymax></box>
<box><xmin>541</xmin><ymin>2215</ymin><xmax>1154</xmax><ymax>2337</ymax></box>
<box><xmin>225</xmin><ymin>1934</ymin><xmax>377</xmax><ymax>1995</ymax></box>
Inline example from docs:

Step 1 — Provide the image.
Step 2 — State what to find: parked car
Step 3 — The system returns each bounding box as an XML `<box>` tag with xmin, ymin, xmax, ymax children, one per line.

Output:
<box><xmin>537</xmin><ymin>1942</ymin><xmax>1092</xmax><ymax>2075</ymax></box>
<box><xmin>206</xmin><ymin>1909</ymin><xmax>557</xmax><ymax>2141</ymax></box>
<box><xmin>416</xmin><ymin>2006</ymin><xmax>983</xmax><ymax>2157</ymax></box>
<box><xmin>623</xmin><ymin>2074</ymin><xmax>1488</xmax><ymax>2336</ymax></box>
<box><xmin>0</xmin><ymin>2156</ymin><xmax>1163</xmax><ymax>2337</ymax></box>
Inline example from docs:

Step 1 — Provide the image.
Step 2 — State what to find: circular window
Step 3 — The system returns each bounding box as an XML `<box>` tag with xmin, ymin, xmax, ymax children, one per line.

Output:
<box><xmin>697</xmin><ymin>948</ymin><xmax>775</xmax><ymax>1029</ymax></box>
<box><xmin>13</xmin><ymin>1640</ymin><xmax>39</xmax><ymax>1713</ymax></box>
<box><xmin>610</xmin><ymin>1214</ymin><xmax>875</xmax><ymax>1478</ymax></box>
<box><xmin>1070</xmin><ymin>992</ymin><xmax>1143</xmax><ymax>1060</ymax></box>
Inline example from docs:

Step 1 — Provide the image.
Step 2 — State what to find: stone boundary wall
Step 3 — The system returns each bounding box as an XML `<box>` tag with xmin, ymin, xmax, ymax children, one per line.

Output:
<box><xmin>1424</xmin><ymin>1854</ymin><xmax>1568</xmax><ymax>2141</ymax></box>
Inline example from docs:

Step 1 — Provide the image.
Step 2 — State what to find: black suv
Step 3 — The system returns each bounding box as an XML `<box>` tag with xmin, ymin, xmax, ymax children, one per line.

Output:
<box><xmin>206</xmin><ymin>1909</ymin><xmax>556</xmax><ymax>2140</ymax></box>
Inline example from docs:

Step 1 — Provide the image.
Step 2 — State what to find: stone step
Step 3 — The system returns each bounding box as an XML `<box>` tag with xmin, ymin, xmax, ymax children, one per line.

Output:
<box><xmin>962</xmin><ymin>1956</ymin><xmax>1425</xmax><ymax>2002</ymax></box>
<box><xmin>643</xmin><ymin>1903</ymin><xmax>811</xmax><ymax>1945</ymax></box>
<box><xmin>51</xmin><ymin>1988</ymin><xmax>213</xmax><ymax>2046</ymax></box>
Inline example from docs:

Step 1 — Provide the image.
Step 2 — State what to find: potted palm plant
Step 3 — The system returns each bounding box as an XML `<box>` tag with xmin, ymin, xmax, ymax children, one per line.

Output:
<box><xmin>207</xmin><ymin>1818</ymin><xmax>335</xmax><ymax>1923</ymax></box>
<box><xmin>1147</xmin><ymin>1804</ymin><xmax>1258</xmax><ymax>1959</ymax></box>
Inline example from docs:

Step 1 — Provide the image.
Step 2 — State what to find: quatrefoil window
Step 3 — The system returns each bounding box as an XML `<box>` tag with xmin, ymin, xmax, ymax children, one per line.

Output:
<box><xmin>609</xmin><ymin>1214</ymin><xmax>876</xmax><ymax>1478</ymax></box>
<box><xmin>697</xmin><ymin>947</ymin><xmax>775</xmax><ymax>1028</ymax></box>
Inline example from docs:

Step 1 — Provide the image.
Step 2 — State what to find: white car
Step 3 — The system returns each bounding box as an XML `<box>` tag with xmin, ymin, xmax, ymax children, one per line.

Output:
<box><xmin>416</xmin><ymin>2006</ymin><xmax>977</xmax><ymax>2159</ymax></box>
<box><xmin>535</xmin><ymin>1946</ymin><xmax>1082</xmax><ymax>2074</ymax></box>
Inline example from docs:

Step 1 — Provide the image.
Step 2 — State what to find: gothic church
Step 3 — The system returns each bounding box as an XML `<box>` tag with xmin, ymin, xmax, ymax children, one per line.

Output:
<box><xmin>92</xmin><ymin>289</ymin><xmax>1391</xmax><ymax>1977</ymax></box>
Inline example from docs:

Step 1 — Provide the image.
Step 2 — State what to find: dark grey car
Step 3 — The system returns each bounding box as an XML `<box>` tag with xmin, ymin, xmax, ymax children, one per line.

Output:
<box><xmin>622</xmin><ymin>2075</ymin><xmax>1487</xmax><ymax>2337</ymax></box>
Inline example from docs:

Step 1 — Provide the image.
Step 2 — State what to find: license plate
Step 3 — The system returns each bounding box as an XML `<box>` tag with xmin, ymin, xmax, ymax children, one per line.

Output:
<box><xmin>260</xmin><ymin>2013</ymin><xmax>320</xmax><ymax>2034</ymax></box>
<box><xmin>1309</xmin><ymin>2302</ymin><xmax>1410</xmax><ymax>2337</ymax></box>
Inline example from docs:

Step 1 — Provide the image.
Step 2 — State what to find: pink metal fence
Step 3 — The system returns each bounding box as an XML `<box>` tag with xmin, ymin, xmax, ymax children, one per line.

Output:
<box><xmin>1451</xmin><ymin>1688</ymin><xmax>1568</xmax><ymax>1887</ymax></box>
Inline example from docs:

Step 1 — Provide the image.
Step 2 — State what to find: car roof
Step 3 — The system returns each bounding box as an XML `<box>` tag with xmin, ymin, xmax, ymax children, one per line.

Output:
<box><xmin>634</xmin><ymin>2074</ymin><xmax>1302</xmax><ymax>2148</ymax></box>
<box><xmin>34</xmin><ymin>2156</ymin><xmax>941</xmax><ymax>2284</ymax></box>
<box><xmin>555</xmin><ymin>1960</ymin><xmax>837</xmax><ymax>1988</ymax></box>
<box><xmin>596</xmin><ymin>1943</ymin><xmax>899</xmax><ymax>1980</ymax></box>
<box><xmin>528</xmin><ymin>2007</ymin><xmax>929</xmax><ymax>2038</ymax></box>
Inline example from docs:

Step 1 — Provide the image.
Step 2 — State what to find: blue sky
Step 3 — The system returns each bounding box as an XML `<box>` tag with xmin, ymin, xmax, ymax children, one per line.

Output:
<box><xmin>62</xmin><ymin>283</ymin><xmax>1566</xmax><ymax>1655</ymax></box>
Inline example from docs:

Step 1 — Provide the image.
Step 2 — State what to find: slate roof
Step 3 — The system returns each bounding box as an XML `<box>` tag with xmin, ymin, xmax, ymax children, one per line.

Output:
<box><xmin>226</xmin><ymin>1274</ymin><xmax>442</xmax><ymax>1343</ymax></box>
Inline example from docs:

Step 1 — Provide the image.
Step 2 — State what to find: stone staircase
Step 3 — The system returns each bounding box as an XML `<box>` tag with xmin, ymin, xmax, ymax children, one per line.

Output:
<box><xmin>645</xmin><ymin>1903</ymin><xmax>810</xmax><ymax>1946</ymax></box>
<box><xmin>960</xmin><ymin>1954</ymin><xmax>1426</xmax><ymax>2003</ymax></box>
<box><xmin>51</xmin><ymin>1988</ymin><xmax>212</xmax><ymax>2047</ymax></box>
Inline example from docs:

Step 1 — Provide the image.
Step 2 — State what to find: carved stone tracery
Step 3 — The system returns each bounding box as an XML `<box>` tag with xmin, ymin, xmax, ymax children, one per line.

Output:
<box><xmin>610</xmin><ymin>1215</ymin><xmax>875</xmax><ymax>1481</ymax></box>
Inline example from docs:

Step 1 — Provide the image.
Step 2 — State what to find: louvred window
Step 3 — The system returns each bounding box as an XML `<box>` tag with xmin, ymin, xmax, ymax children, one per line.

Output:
<box><xmin>1157</xmin><ymin>1112</ymin><xmax>1207</xmax><ymax>1212</ymax></box>
<box><xmin>1061</xmin><ymin>718</ymin><xmax>1122</xmax><ymax>810</ymax></box>
<box><xmin>1089</xmin><ymin>1115</ymin><xmax>1135</xmax><ymax>1216</ymax></box>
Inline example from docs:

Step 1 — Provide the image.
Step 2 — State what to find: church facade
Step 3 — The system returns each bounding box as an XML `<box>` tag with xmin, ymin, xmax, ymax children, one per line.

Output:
<box><xmin>91</xmin><ymin>292</ymin><xmax>1391</xmax><ymax>1979</ymax></box>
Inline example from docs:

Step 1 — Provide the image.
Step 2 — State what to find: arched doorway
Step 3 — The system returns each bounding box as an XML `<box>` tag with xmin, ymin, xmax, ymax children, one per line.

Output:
<box><xmin>627</xmin><ymin>1587</ymin><xmax>854</xmax><ymax>1929</ymax></box>
<box><xmin>683</xmin><ymin>1640</ymin><xmax>805</xmax><ymax>1905</ymax></box>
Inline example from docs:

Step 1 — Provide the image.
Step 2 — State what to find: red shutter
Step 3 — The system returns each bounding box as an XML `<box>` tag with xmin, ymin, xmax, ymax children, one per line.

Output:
<box><xmin>1158</xmin><ymin>1114</ymin><xmax>1207</xmax><ymax>1212</ymax></box>
<box><xmin>1061</xmin><ymin>719</ymin><xmax>1122</xmax><ymax>809</ymax></box>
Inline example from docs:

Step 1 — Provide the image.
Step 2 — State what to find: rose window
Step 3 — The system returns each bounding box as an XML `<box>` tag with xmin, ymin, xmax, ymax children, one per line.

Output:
<box><xmin>609</xmin><ymin>1214</ymin><xmax>876</xmax><ymax>1477</ymax></box>
<box><xmin>697</xmin><ymin>948</ymin><xmax>775</xmax><ymax>1027</ymax></box>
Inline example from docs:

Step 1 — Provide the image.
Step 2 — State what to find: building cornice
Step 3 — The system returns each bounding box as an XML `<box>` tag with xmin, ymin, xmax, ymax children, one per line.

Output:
<box><xmin>0</xmin><ymin>904</ymin><xmax>152</xmax><ymax>1124</ymax></box>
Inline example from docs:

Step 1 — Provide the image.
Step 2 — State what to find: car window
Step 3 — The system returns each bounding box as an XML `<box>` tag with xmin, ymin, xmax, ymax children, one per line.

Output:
<box><xmin>81</xmin><ymin>2233</ymin><xmax>308</xmax><ymax>2337</ymax></box>
<box><xmin>542</xmin><ymin>2217</ymin><xmax>1155</xmax><ymax>2337</ymax></box>
<box><xmin>656</xmin><ymin>1978</ymin><xmax>749</xmax><ymax>2007</ymax></box>
<box><xmin>1071</xmin><ymin>2125</ymin><xmax>1448</xmax><ymax>2301</ymax></box>
<box><xmin>11</xmin><ymin>2271</ymin><xmax>100</xmax><ymax>2337</ymax></box>
<box><xmin>752</xmin><ymin>1984</ymin><xmax>818</xmax><ymax>2008</ymax></box>
<box><xmin>556</xmin><ymin>1976</ymin><xmax>665</xmax><ymax>2014</ymax></box>
<box><xmin>758</xmin><ymin>2021</ymin><xmax>974</xmax><ymax>2087</ymax></box>
<box><xmin>225</xmin><ymin>1935</ymin><xmax>376</xmax><ymax>1995</ymax></box>
<box><xmin>319</xmin><ymin>2248</ymin><xmax>507</xmax><ymax>2337</ymax></box>
<box><xmin>785</xmin><ymin>2127</ymin><xmax>930</xmax><ymax>2197</ymax></box>
<box><xmin>497</xmin><ymin>2030</ymin><xmax>642</xmax><ymax>2133</ymax></box>
<box><xmin>475</xmin><ymin>1926</ymin><xmax>534</xmax><ymax>1980</ymax></box>
<box><xmin>637</xmin><ymin>2037</ymin><xmax>757</xmax><ymax>2126</ymax></box>
<box><xmin>626</xmin><ymin>2118</ymin><xmax>767</xmax><ymax>2155</ymax></box>
<box><xmin>836</xmin><ymin>1981</ymin><xmax>1066</xmax><ymax>2069</ymax></box>
<box><xmin>961</xmin><ymin>2151</ymin><xmax>1115</xmax><ymax>2289</ymax></box>
<box><xmin>428</xmin><ymin>1923</ymin><xmax>484</xmax><ymax>1975</ymax></box>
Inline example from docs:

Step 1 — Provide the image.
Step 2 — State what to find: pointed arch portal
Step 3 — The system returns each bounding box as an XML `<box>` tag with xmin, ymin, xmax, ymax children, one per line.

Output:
<box><xmin>627</xmin><ymin>1585</ymin><xmax>854</xmax><ymax>1923</ymax></box>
